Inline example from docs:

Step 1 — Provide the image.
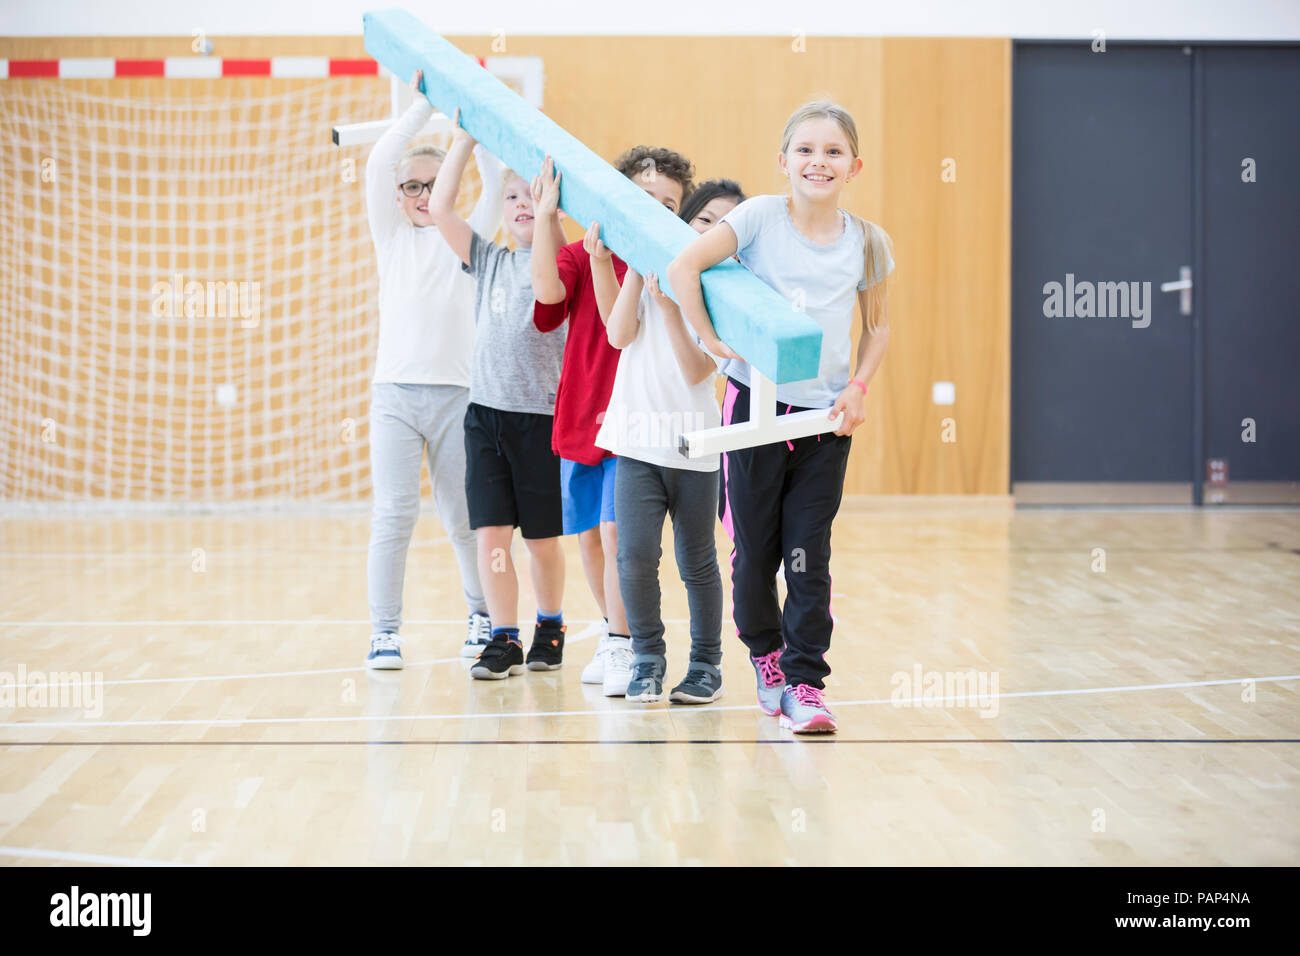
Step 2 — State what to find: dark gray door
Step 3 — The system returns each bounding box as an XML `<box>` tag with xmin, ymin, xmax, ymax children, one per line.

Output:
<box><xmin>1201</xmin><ymin>46</ymin><xmax>1300</xmax><ymax>504</ymax></box>
<box><xmin>1012</xmin><ymin>44</ymin><xmax>1197</xmax><ymax>503</ymax></box>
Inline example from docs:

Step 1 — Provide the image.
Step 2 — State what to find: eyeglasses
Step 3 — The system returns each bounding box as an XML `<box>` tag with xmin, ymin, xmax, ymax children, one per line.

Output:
<box><xmin>399</xmin><ymin>179</ymin><xmax>436</xmax><ymax>197</ymax></box>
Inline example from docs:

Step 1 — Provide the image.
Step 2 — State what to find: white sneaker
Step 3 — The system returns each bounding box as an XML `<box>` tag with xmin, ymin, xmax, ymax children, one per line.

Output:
<box><xmin>602</xmin><ymin>635</ymin><xmax>634</xmax><ymax>697</ymax></box>
<box><xmin>581</xmin><ymin>622</ymin><xmax>611</xmax><ymax>684</ymax></box>
<box><xmin>461</xmin><ymin>612</ymin><xmax>492</xmax><ymax>658</ymax></box>
<box><xmin>366</xmin><ymin>631</ymin><xmax>404</xmax><ymax>670</ymax></box>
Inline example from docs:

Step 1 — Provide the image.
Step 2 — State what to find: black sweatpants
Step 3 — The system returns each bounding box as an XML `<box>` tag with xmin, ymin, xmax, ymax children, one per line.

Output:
<box><xmin>718</xmin><ymin>377</ymin><xmax>851</xmax><ymax>690</ymax></box>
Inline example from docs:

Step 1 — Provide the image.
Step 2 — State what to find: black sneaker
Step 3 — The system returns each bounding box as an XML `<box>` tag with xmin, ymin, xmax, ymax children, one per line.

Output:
<box><xmin>525</xmin><ymin>620</ymin><xmax>566</xmax><ymax>670</ymax></box>
<box><xmin>669</xmin><ymin>661</ymin><xmax>724</xmax><ymax>704</ymax></box>
<box><xmin>471</xmin><ymin>636</ymin><xmax>524</xmax><ymax>680</ymax></box>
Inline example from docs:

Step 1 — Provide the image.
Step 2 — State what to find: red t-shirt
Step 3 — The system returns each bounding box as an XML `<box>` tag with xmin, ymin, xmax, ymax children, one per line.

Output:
<box><xmin>533</xmin><ymin>240</ymin><xmax>628</xmax><ymax>465</ymax></box>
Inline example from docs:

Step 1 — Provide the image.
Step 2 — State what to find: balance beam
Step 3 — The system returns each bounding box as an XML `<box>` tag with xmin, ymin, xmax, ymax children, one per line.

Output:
<box><xmin>362</xmin><ymin>7</ymin><xmax>823</xmax><ymax>386</ymax></box>
<box><xmin>331</xmin><ymin>57</ymin><xmax>545</xmax><ymax>147</ymax></box>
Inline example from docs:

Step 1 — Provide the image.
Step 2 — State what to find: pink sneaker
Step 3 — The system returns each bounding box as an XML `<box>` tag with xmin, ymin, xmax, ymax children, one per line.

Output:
<box><xmin>779</xmin><ymin>683</ymin><xmax>838</xmax><ymax>734</ymax></box>
<box><xmin>749</xmin><ymin>649</ymin><xmax>786</xmax><ymax>716</ymax></box>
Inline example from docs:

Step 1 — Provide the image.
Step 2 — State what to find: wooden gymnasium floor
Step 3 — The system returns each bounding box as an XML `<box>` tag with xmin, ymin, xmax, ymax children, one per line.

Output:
<box><xmin>0</xmin><ymin>499</ymin><xmax>1297</xmax><ymax>866</ymax></box>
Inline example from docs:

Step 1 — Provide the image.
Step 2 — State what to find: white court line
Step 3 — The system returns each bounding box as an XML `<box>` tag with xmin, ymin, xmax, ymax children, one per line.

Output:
<box><xmin>0</xmin><ymin>540</ymin><xmax>451</xmax><ymax>558</ymax></box>
<box><xmin>0</xmin><ymin>622</ymin><xmax>605</xmax><ymax>689</ymax></box>
<box><xmin>0</xmin><ymin>845</ymin><xmax>193</xmax><ymax>867</ymax></box>
<box><xmin>0</xmin><ymin>619</ymin><xmax>688</xmax><ymax>627</ymax></box>
<box><xmin>1</xmin><ymin>675</ymin><xmax>1296</xmax><ymax>731</ymax></box>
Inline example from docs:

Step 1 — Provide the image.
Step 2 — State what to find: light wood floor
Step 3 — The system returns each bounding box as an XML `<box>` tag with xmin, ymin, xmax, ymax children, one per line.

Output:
<box><xmin>1</xmin><ymin>499</ymin><xmax>1297</xmax><ymax>865</ymax></box>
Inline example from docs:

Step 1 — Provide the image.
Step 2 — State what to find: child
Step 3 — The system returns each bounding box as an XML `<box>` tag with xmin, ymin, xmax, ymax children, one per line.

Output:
<box><xmin>531</xmin><ymin>147</ymin><xmax>696</xmax><ymax>696</ymax></box>
<box><xmin>428</xmin><ymin>109</ymin><xmax>571</xmax><ymax>680</ymax></box>
<box><xmin>595</xmin><ymin>180</ymin><xmax>747</xmax><ymax>703</ymax></box>
<box><xmin>666</xmin><ymin>102</ymin><xmax>894</xmax><ymax>733</ymax></box>
<box><xmin>363</xmin><ymin>71</ymin><xmax>503</xmax><ymax>669</ymax></box>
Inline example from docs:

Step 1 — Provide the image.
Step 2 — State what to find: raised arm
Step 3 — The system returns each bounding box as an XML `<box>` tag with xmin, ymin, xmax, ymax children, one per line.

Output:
<box><xmin>651</xmin><ymin>273</ymin><xmax>717</xmax><ymax>386</ymax></box>
<box><xmin>606</xmin><ymin>269</ymin><xmax>644</xmax><ymax>349</ymax></box>
<box><xmin>365</xmin><ymin>71</ymin><xmax>435</xmax><ymax>250</ymax></box>
<box><xmin>584</xmin><ymin>222</ymin><xmax>620</xmax><ymax>323</ymax></box>
<box><xmin>466</xmin><ymin>142</ymin><xmax>505</xmax><ymax>239</ymax></box>
<box><xmin>530</xmin><ymin>156</ymin><xmax>568</xmax><ymax>305</ymax></box>
<box><xmin>427</xmin><ymin>108</ymin><xmax>477</xmax><ymax>267</ymax></box>
<box><xmin>664</xmin><ymin>224</ymin><xmax>741</xmax><ymax>360</ymax></box>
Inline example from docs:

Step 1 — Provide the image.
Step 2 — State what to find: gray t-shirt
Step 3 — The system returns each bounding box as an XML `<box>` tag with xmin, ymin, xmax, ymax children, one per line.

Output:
<box><xmin>462</xmin><ymin>230</ymin><xmax>566</xmax><ymax>415</ymax></box>
<box><xmin>718</xmin><ymin>194</ymin><xmax>894</xmax><ymax>408</ymax></box>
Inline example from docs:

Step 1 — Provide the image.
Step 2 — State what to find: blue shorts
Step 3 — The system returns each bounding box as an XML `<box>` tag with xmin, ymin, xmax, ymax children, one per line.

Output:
<box><xmin>560</xmin><ymin>457</ymin><xmax>617</xmax><ymax>535</ymax></box>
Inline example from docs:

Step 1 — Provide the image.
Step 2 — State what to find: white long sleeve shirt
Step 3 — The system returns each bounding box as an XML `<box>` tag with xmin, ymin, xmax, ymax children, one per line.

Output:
<box><xmin>365</xmin><ymin>98</ymin><xmax>506</xmax><ymax>385</ymax></box>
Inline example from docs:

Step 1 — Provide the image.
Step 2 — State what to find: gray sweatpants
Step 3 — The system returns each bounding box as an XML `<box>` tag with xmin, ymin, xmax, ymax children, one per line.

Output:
<box><xmin>368</xmin><ymin>382</ymin><xmax>486</xmax><ymax>633</ymax></box>
<box><xmin>614</xmin><ymin>455</ymin><xmax>722</xmax><ymax>665</ymax></box>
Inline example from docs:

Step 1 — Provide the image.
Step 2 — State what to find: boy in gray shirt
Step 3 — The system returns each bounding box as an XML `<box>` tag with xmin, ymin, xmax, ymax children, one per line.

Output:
<box><xmin>429</xmin><ymin>112</ymin><xmax>570</xmax><ymax>680</ymax></box>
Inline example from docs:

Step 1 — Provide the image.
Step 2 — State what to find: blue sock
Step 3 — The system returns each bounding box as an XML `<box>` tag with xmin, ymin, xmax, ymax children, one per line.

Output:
<box><xmin>493</xmin><ymin>626</ymin><xmax>521</xmax><ymax>647</ymax></box>
<box><xmin>537</xmin><ymin>609</ymin><xmax>563</xmax><ymax>625</ymax></box>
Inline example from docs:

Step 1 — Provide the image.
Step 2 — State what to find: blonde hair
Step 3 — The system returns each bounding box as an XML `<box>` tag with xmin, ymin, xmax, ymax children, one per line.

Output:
<box><xmin>781</xmin><ymin>99</ymin><xmax>893</xmax><ymax>333</ymax></box>
<box><xmin>396</xmin><ymin>143</ymin><xmax>446</xmax><ymax>182</ymax></box>
<box><xmin>502</xmin><ymin>166</ymin><xmax>527</xmax><ymax>192</ymax></box>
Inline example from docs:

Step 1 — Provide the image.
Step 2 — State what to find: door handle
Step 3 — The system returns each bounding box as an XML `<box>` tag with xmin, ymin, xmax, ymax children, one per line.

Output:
<box><xmin>1160</xmin><ymin>266</ymin><xmax>1193</xmax><ymax>315</ymax></box>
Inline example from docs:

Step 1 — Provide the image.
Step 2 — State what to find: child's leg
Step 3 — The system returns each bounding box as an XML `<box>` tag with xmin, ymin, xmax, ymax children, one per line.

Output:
<box><xmin>599</xmin><ymin>457</ymin><xmax>628</xmax><ymax>636</ymax></box>
<box><xmin>477</xmin><ymin>525</ymin><xmax>518</xmax><ymax>628</ymax></box>
<box><xmin>367</xmin><ymin>384</ymin><xmax>428</xmax><ymax>634</ymax></box>
<box><xmin>667</xmin><ymin>467</ymin><xmax>723</xmax><ymax>666</ymax></box>
<box><xmin>561</xmin><ymin>458</ymin><xmax>608</xmax><ymax>618</ymax></box>
<box><xmin>508</xmin><ymin>412</ymin><xmax>566</xmax><ymax>617</ymax></box>
<box><xmin>420</xmin><ymin>385</ymin><xmax>487</xmax><ymax>617</ymax></box>
<box><xmin>720</xmin><ymin>379</ymin><xmax>787</xmax><ymax>658</ymax></box>
<box><xmin>522</xmin><ymin>536</ymin><xmax>564</xmax><ymax>613</ymax></box>
<box><xmin>778</xmin><ymin>433</ymin><xmax>852</xmax><ymax>690</ymax></box>
<box><xmin>614</xmin><ymin>457</ymin><xmax>670</xmax><ymax>664</ymax></box>
<box><xmin>576</xmin><ymin>528</ymin><xmax>606</xmax><ymax>618</ymax></box>
<box><xmin>463</xmin><ymin>402</ymin><xmax>529</xmax><ymax>632</ymax></box>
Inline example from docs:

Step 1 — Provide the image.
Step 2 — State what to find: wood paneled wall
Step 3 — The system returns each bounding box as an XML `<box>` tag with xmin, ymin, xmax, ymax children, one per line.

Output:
<box><xmin>0</xmin><ymin>34</ymin><xmax>1009</xmax><ymax>499</ymax></box>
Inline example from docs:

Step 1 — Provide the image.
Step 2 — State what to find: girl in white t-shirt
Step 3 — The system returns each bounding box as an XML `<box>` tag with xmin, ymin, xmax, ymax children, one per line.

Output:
<box><xmin>666</xmin><ymin>101</ymin><xmax>894</xmax><ymax>733</ymax></box>
<box><xmin>363</xmin><ymin>70</ymin><xmax>504</xmax><ymax>670</ymax></box>
<box><xmin>595</xmin><ymin>180</ymin><xmax>748</xmax><ymax>703</ymax></box>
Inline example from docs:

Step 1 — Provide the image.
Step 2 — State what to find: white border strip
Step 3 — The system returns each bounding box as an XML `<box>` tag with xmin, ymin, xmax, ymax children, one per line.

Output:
<box><xmin>270</xmin><ymin>55</ymin><xmax>329</xmax><ymax>78</ymax></box>
<box><xmin>163</xmin><ymin>57</ymin><xmax>221</xmax><ymax>78</ymax></box>
<box><xmin>58</xmin><ymin>57</ymin><xmax>115</xmax><ymax>78</ymax></box>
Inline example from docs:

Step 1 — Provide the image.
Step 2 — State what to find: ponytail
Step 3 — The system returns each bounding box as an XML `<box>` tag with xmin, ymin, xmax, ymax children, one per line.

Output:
<box><xmin>850</xmin><ymin>214</ymin><xmax>893</xmax><ymax>333</ymax></box>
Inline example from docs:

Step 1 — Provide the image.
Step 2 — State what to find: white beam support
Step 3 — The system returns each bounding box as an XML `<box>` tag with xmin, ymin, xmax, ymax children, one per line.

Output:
<box><xmin>679</xmin><ymin>366</ymin><xmax>844</xmax><ymax>458</ymax></box>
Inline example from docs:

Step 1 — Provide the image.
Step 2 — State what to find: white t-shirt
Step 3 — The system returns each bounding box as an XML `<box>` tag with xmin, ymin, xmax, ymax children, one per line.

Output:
<box><xmin>718</xmin><ymin>194</ymin><xmax>894</xmax><ymax>408</ymax></box>
<box><xmin>365</xmin><ymin>99</ymin><xmax>505</xmax><ymax>385</ymax></box>
<box><xmin>595</xmin><ymin>285</ymin><xmax>721</xmax><ymax>473</ymax></box>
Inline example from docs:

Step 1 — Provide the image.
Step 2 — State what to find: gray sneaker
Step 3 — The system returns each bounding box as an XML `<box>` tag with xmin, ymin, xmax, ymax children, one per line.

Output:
<box><xmin>626</xmin><ymin>656</ymin><xmax>665</xmax><ymax>703</ymax></box>
<box><xmin>749</xmin><ymin>648</ymin><xmax>785</xmax><ymax>715</ymax></box>
<box><xmin>779</xmin><ymin>683</ymin><xmax>838</xmax><ymax>734</ymax></box>
<box><xmin>669</xmin><ymin>661</ymin><xmax>724</xmax><ymax>704</ymax></box>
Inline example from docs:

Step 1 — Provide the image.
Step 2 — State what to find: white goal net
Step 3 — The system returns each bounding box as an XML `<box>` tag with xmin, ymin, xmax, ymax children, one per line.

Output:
<box><xmin>1</xmin><ymin>68</ymin><xmax>533</xmax><ymax>509</ymax></box>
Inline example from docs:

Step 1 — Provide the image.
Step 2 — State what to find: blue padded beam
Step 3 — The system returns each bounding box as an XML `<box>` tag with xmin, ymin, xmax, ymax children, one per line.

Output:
<box><xmin>363</xmin><ymin>8</ymin><xmax>822</xmax><ymax>384</ymax></box>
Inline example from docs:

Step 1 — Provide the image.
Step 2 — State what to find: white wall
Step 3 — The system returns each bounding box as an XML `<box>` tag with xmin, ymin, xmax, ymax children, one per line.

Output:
<box><xmin>6</xmin><ymin>0</ymin><xmax>1300</xmax><ymax>39</ymax></box>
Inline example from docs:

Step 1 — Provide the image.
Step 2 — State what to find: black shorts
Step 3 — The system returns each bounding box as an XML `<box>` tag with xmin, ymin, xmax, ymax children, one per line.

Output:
<box><xmin>463</xmin><ymin>403</ymin><xmax>563</xmax><ymax>539</ymax></box>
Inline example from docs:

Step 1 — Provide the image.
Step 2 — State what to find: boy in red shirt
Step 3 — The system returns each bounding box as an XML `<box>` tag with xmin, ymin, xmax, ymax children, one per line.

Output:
<box><xmin>531</xmin><ymin>147</ymin><xmax>694</xmax><ymax>696</ymax></box>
